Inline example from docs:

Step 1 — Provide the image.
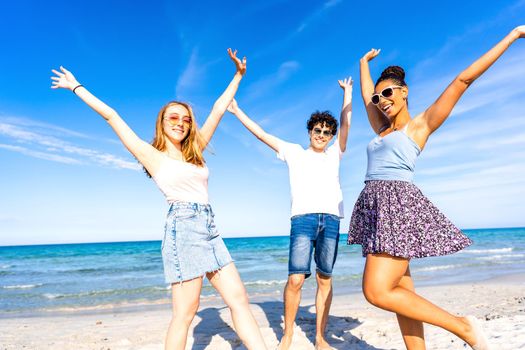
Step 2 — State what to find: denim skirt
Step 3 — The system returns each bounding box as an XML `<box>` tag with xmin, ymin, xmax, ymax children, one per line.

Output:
<box><xmin>161</xmin><ymin>201</ymin><xmax>233</xmax><ymax>284</ymax></box>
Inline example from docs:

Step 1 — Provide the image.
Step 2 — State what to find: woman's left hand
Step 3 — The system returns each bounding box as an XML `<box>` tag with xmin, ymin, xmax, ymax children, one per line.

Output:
<box><xmin>228</xmin><ymin>48</ymin><xmax>247</xmax><ymax>76</ymax></box>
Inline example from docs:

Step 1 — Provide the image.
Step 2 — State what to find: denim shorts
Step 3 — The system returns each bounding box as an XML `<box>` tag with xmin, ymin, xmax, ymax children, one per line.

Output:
<box><xmin>161</xmin><ymin>201</ymin><xmax>233</xmax><ymax>284</ymax></box>
<box><xmin>289</xmin><ymin>213</ymin><xmax>340</xmax><ymax>278</ymax></box>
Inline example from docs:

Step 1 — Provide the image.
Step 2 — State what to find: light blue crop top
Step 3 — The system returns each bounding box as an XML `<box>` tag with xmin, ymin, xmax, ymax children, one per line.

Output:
<box><xmin>365</xmin><ymin>128</ymin><xmax>421</xmax><ymax>182</ymax></box>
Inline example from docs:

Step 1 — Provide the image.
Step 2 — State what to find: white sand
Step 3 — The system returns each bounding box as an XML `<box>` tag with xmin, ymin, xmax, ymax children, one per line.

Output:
<box><xmin>1</xmin><ymin>275</ymin><xmax>524</xmax><ymax>349</ymax></box>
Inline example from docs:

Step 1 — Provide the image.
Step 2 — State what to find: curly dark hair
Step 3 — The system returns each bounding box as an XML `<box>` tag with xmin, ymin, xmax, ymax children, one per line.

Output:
<box><xmin>306</xmin><ymin>110</ymin><xmax>338</xmax><ymax>135</ymax></box>
<box><xmin>375</xmin><ymin>65</ymin><xmax>407</xmax><ymax>87</ymax></box>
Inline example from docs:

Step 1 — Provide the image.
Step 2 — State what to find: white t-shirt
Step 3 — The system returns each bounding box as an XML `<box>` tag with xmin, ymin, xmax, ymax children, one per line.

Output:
<box><xmin>152</xmin><ymin>155</ymin><xmax>209</xmax><ymax>204</ymax></box>
<box><xmin>277</xmin><ymin>140</ymin><xmax>344</xmax><ymax>218</ymax></box>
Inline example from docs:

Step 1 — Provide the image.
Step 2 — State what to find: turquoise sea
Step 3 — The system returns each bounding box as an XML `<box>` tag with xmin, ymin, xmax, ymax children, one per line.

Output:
<box><xmin>1</xmin><ymin>227</ymin><xmax>524</xmax><ymax>315</ymax></box>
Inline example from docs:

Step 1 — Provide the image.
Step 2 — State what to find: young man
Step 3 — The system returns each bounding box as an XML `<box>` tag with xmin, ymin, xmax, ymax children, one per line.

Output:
<box><xmin>227</xmin><ymin>77</ymin><xmax>352</xmax><ymax>350</ymax></box>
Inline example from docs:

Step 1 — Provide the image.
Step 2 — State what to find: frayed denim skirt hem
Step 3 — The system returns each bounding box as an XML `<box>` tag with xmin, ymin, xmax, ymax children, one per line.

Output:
<box><xmin>161</xmin><ymin>201</ymin><xmax>233</xmax><ymax>284</ymax></box>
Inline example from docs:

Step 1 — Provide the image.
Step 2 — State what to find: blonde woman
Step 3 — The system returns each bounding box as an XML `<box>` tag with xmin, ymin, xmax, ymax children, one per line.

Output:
<box><xmin>51</xmin><ymin>49</ymin><xmax>268</xmax><ymax>350</ymax></box>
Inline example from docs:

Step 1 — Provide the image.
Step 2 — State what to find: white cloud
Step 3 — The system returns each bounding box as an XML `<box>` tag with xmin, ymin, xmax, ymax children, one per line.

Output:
<box><xmin>324</xmin><ymin>0</ymin><xmax>342</xmax><ymax>8</ymax></box>
<box><xmin>0</xmin><ymin>118</ymin><xmax>141</xmax><ymax>170</ymax></box>
<box><xmin>295</xmin><ymin>0</ymin><xmax>342</xmax><ymax>33</ymax></box>
<box><xmin>0</xmin><ymin>116</ymin><xmax>90</xmax><ymax>139</ymax></box>
<box><xmin>419</xmin><ymin>163</ymin><xmax>525</xmax><ymax>195</ymax></box>
<box><xmin>173</xmin><ymin>48</ymin><xmax>232</xmax><ymax>119</ymax></box>
<box><xmin>248</xmin><ymin>1</ymin><xmax>343</xmax><ymax>61</ymax></box>
<box><xmin>244</xmin><ymin>61</ymin><xmax>300</xmax><ymax>102</ymax></box>
<box><xmin>175</xmin><ymin>47</ymin><xmax>202</xmax><ymax>97</ymax></box>
<box><xmin>408</xmin><ymin>45</ymin><xmax>525</xmax><ymax>116</ymax></box>
<box><xmin>420</xmin><ymin>113</ymin><xmax>525</xmax><ymax>160</ymax></box>
<box><xmin>411</xmin><ymin>1</ymin><xmax>525</xmax><ymax>82</ymax></box>
<box><xmin>473</xmin><ymin>132</ymin><xmax>525</xmax><ymax>150</ymax></box>
<box><xmin>0</xmin><ymin>144</ymin><xmax>82</xmax><ymax>165</ymax></box>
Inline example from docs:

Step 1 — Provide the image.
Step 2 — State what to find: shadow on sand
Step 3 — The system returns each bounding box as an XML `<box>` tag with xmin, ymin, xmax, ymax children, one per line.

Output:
<box><xmin>256</xmin><ymin>301</ymin><xmax>387</xmax><ymax>350</ymax></box>
<box><xmin>191</xmin><ymin>306</ymin><xmax>243</xmax><ymax>349</ymax></box>
<box><xmin>190</xmin><ymin>301</ymin><xmax>388</xmax><ymax>349</ymax></box>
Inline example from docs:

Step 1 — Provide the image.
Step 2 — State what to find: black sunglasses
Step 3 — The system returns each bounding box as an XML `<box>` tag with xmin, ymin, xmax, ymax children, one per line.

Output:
<box><xmin>371</xmin><ymin>86</ymin><xmax>403</xmax><ymax>105</ymax></box>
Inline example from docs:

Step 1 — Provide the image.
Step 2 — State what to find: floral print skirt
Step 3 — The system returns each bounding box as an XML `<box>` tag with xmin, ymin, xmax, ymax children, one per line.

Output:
<box><xmin>348</xmin><ymin>180</ymin><xmax>472</xmax><ymax>258</ymax></box>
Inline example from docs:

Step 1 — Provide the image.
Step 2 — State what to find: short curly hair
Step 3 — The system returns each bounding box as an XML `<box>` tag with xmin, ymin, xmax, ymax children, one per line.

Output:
<box><xmin>306</xmin><ymin>110</ymin><xmax>338</xmax><ymax>136</ymax></box>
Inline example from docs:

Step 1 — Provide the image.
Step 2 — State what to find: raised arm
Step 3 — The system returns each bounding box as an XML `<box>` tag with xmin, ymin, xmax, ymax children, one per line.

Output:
<box><xmin>414</xmin><ymin>26</ymin><xmax>525</xmax><ymax>147</ymax></box>
<box><xmin>227</xmin><ymin>99</ymin><xmax>283</xmax><ymax>153</ymax></box>
<box><xmin>360</xmin><ymin>49</ymin><xmax>389</xmax><ymax>134</ymax></box>
<box><xmin>337</xmin><ymin>77</ymin><xmax>353</xmax><ymax>152</ymax></box>
<box><xmin>50</xmin><ymin>66</ymin><xmax>160</xmax><ymax>172</ymax></box>
<box><xmin>199</xmin><ymin>48</ymin><xmax>247</xmax><ymax>148</ymax></box>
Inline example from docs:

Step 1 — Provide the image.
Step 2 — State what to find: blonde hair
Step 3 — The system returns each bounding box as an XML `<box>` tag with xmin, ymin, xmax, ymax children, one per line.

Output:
<box><xmin>145</xmin><ymin>101</ymin><xmax>206</xmax><ymax>177</ymax></box>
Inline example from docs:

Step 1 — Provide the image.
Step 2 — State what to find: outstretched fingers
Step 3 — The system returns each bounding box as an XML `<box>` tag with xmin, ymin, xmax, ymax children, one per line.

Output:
<box><xmin>227</xmin><ymin>48</ymin><xmax>239</xmax><ymax>63</ymax></box>
<box><xmin>227</xmin><ymin>48</ymin><xmax>247</xmax><ymax>75</ymax></box>
<box><xmin>51</xmin><ymin>69</ymin><xmax>64</xmax><ymax>89</ymax></box>
<box><xmin>338</xmin><ymin>76</ymin><xmax>353</xmax><ymax>89</ymax></box>
<box><xmin>50</xmin><ymin>76</ymin><xmax>60</xmax><ymax>89</ymax></box>
<box><xmin>51</xmin><ymin>69</ymin><xmax>63</xmax><ymax>77</ymax></box>
<box><xmin>50</xmin><ymin>66</ymin><xmax>79</xmax><ymax>90</ymax></box>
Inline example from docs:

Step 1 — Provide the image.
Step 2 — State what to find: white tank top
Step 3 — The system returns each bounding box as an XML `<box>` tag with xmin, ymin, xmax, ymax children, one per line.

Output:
<box><xmin>152</xmin><ymin>155</ymin><xmax>209</xmax><ymax>204</ymax></box>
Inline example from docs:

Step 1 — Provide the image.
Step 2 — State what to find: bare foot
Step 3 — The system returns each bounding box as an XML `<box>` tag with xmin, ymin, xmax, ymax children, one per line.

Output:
<box><xmin>277</xmin><ymin>334</ymin><xmax>292</xmax><ymax>350</ymax></box>
<box><xmin>464</xmin><ymin>316</ymin><xmax>491</xmax><ymax>350</ymax></box>
<box><xmin>314</xmin><ymin>337</ymin><xmax>334</xmax><ymax>350</ymax></box>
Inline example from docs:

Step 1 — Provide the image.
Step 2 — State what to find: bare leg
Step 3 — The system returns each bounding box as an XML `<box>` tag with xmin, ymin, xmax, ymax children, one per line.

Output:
<box><xmin>396</xmin><ymin>266</ymin><xmax>425</xmax><ymax>350</ymax></box>
<box><xmin>315</xmin><ymin>272</ymin><xmax>333</xmax><ymax>349</ymax></box>
<box><xmin>207</xmin><ymin>263</ymin><xmax>267</xmax><ymax>350</ymax></box>
<box><xmin>278</xmin><ymin>274</ymin><xmax>305</xmax><ymax>350</ymax></box>
<box><xmin>165</xmin><ymin>277</ymin><xmax>203</xmax><ymax>350</ymax></box>
<box><xmin>362</xmin><ymin>253</ymin><xmax>478</xmax><ymax>347</ymax></box>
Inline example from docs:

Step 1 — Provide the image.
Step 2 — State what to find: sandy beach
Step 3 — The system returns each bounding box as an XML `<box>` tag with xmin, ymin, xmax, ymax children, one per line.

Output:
<box><xmin>1</xmin><ymin>274</ymin><xmax>524</xmax><ymax>350</ymax></box>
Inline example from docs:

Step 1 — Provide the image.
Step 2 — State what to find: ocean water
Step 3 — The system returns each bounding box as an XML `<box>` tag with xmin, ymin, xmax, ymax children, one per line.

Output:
<box><xmin>1</xmin><ymin>228</ymin><xmax>524</xmax><ymax>315</ymax></box>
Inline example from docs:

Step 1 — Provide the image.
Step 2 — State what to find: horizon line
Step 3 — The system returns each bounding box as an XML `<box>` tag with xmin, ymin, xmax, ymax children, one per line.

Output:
<box><xmin>1</xmin><ymin>226</ymin><xmax>523</xmax><ymax>248</ymax></box>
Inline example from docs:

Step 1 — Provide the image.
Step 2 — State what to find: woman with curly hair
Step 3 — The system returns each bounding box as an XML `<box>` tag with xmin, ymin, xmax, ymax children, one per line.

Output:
<box><xmin>349</xmin><ymin>26</ymin><xmax>525</xmax><ymax>349</ymax></box>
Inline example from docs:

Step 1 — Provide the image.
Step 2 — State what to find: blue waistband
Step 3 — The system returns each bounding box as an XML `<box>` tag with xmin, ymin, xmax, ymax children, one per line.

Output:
<box><xmin>168</xmin><ymin>201</ymin><xmax>211</xmax><ymax>212</ymax></box>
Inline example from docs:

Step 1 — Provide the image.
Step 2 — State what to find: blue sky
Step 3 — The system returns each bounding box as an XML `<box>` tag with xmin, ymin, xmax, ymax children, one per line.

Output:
<box><xmin>1</xmin><ymin>0</ymin><xmax>525</xmax><ymax>245</ymax></box>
